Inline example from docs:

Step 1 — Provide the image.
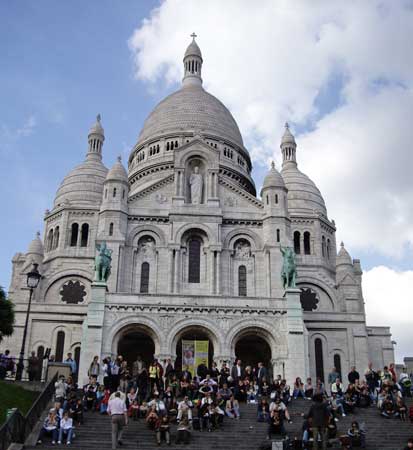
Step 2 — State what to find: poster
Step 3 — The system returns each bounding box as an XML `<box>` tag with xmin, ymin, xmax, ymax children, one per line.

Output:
<box><xmin>182</xmin><ymin>340</ymin><xmax>209</xmax><ymax>377</ymax></box>
<box><xmin>182</xmin><ymin>340</ymin><xmax>195</xmax><ymax>375</ymax></box>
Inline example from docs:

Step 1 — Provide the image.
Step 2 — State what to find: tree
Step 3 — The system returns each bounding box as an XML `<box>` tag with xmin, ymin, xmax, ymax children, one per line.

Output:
<box><xmin>0</xmin><ymin>286</ymin><xmax>14</xmax><ymax>343</ymax></box>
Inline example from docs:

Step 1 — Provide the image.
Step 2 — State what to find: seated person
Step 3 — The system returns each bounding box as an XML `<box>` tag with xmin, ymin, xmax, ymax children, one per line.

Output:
<box><xmin>163</xmin><ymin>386</ymin><xmax>177</xmax><ymax>415</ymax></box>
<box><xmin>234</xmin><ymin>379</ymin><xmax>247</xmax><ymax>402</ymax></box>
<box><xmin>357</xmin><ymin>386</ymin><xmax>371</xmax><ymax>408</ymax></box>
<box><xmin>146</xmin><ymin>405</ymin><xmax>159</xmax><ymax>430</ymax></box>
<box><xmin>269</xmin><ymin>397</ymin><xmax>292</xmax><ymax>423</ymax></box>
<box><xmin>200</xmin><ymin>374</ymin><xmax>217</xmax><ymax>389</ymax></box>
<box><xmin>177</xmin><ymin>396</ymin><xmax>193</xmax><ymax>422</ymax></box>
<box><xmin>302</xmin><ymin>417</ymin><xmax>314</xmax><ymax>446</ymax></box>
<box><xmin>247</xmin><ymin>381</ymin><xmax>259</xmax><ymax>403</ymax></box>
<box><xmin>267</xmin><ymin>410</ymin><xmax>286</xmax><ymax>440</ymax></box>
<box><xmin>58</xmin><ymin>411</ymin><xmax>74</xmax><ymax>445</ymax></box>
<box><xmin>304</xmin><ymin>378</ymin><xmax>314</xmax><ymax>400</ymax></box>
<box><xmin>99</xmin><ymin>388</ymin><xmax>111</xmax><ymax>414</ymax></box>
<box><xmin>381</xmin><ymin>396</ymin><xmax>395</xmax><ymax>418</ymax></box>
<box><xmin>176</xmin><ymin>418</ymin><xmax>191</xmax><ymax>445</ymax></box>
<box><xmin>128</xmin><ymin>399</ymin><xmax>140</xmax><ymax>421</ymax></box>
<box><xmin>200</xmin><ymin>403</ymin><xmax>217</xmax><ymax>431</ymax></box>
<box><xmin>331</xmin><ymin>378</ymin><xmax>344</xmax><ymax>397</ymax></box>
<box><xmin>280</xmin><ymin>380</ymin><xmax>291</xmax><ymax>405</ymax></box>
<box><xmin>395</xmin><ymin>397</ymin><xmax>407</xmax><ymax>421</ymax></box>
<box><xmin>148</xmin><ymin>392</ymin><xmax>167</xmax><ymax>416</ymax></box>
<box><xmin>293</xmin><ymin>377</ymin><xmax>305</xmax><ymax>399</ymax></box>
<box><xmin>83</xmin><ymin>384</ymin><xmax>97</xmax><ymax>411</ymax></box>
<box><xmin>126</xmin><ymin>387</ymin><xmax>138</xmax><ymax>408</ymax></box>
<box><xmin>225</xmin><ymin>394</ymin><xmax>240</xmax><ymax>419</ymax></box>
<box><xmin>155</xmin><ymin>416</ymin><xmax>171</xmax><ymax>446</ymax></box>
<box><xmin>347</xmin><ymin>421</ymin><xmax>366</xmax><ymax>448</ymax></box>
<box><xmin>257</xmin><ymin>398</ymin><xmax>270</xmax><ymax>422</ymax></box>
<box><xmin>68</xmin><ymin>398</ymin><xmax>83</xmax><ymax>425</ymax></box>
<box><xmin>343</xmin><ymin>390</ymin><xmax>356</xmax><ymax>414</ymax></box>
<box><xmin>37</xmin><ymin>410</ymin><xmax>59</xmax><ymax>445</ymax></box>
<box><xmin>259</xmin><ymin>380</ymin><xmax>271</xmax><ymax>398</ymax></box>
<box><xmin>140</xmin><ymin>401</ymin><xmax>149</xmax><ymax>418</ymax></box>
<box><xmin>218</xmin><ymin>383</ymin><xmax>232</xmax><ymax>402</ymax></box>
<box><xmin>330</xmin><ymin>393</ymin><xmax>346</xmax><ymax>417</ymax></box>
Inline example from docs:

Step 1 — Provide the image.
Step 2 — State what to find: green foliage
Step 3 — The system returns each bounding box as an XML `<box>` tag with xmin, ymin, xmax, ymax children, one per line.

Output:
<box><xmin>0</xmin><ymin>286</ymin><xmax>15</xmax><ymax>343</ymax></box>
<box><xmin>0</xmin><ymin>380</ymin><xmax>38</xmax><ymax>424</ymax></box>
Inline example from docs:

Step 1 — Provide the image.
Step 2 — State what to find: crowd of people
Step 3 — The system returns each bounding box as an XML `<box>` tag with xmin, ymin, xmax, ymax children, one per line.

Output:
<box><xmin>3</xmin><ymin>350</ymin><xmax>409</xmax><ymax>449</ymax></box>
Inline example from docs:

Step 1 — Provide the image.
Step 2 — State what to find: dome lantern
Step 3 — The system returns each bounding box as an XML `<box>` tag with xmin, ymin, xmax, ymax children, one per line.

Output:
<box><xmin>281</xmin><ymin>122</ymin><xmax>297</xmax><ymax>168</ymax></box>
<box><xmin>182</xmin><ymin>33</ymin><xmax>203</xmax><ymax>87</ymax></box>
<box><xmin>87</xmin><ymin>114</ymin><xmax>105</xmax><ymax>161</ymax></box>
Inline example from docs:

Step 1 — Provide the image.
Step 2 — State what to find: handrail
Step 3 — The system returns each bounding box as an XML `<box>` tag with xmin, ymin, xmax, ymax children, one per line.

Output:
<box><xmin>0</xmin><ymin>372</ymin><xmax>58</xmax><ymax>450</ymax></box>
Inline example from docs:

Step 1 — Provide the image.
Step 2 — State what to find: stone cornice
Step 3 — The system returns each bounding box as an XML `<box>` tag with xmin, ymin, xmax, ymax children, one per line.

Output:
<box><xmin>218</xmin><ymin>176</ymin><xmax>262</xmax><ymax>208</ymax></box>
<box><xmin>128</xmin><ymin>173</ymin><xmax>174</xmax><ymax>203</ymax></box>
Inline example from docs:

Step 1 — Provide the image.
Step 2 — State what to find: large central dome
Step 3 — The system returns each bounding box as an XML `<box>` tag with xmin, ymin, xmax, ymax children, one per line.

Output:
<box><xmin>137</xmin><ymin>84</ymin><xmax>244</xmax><ymax>148</ymax></box>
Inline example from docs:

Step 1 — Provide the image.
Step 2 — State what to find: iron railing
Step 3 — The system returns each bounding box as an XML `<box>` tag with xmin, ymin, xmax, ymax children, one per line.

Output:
<box><xmin>0</xmin><ymin>372</ymin><xmax>58</xmax><ymax>450</ymax></box>
<box><xmin>1</xmin><ymin>357</ymin><xmax>48</xmax><ymax>382</ymax></box>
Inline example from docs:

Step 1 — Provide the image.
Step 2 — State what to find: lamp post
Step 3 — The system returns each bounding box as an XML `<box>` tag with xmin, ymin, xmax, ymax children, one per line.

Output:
<box><xmin>15</xmin><ymin>263</ymin><xmax>41</xmax><ymax>381</ymax></box>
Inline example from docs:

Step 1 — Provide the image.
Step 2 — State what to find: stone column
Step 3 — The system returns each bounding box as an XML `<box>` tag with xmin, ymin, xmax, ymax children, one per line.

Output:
<box><xmin>168</xmin><ymin>249</ymin><xmax>174</xmax><ymax>292</ymax></box>
<box><xmin>216</xmin><ymin>251</ymin><xmax>221</xmax><ymax>294</ymax></box>
<box><xmin>209</xmin><ymin>250</ymin><xmax>215</xmax><ymax>294</ymax></box>
<box><xmin>78</xmin><ymin>282</ymin><xmax>106</xmax><ymax>385</ymax></box>
<box><xmin>284</xmin><ymin>288</ymin><xmax>307</xmax><ymax>382</ymax></box>
<box><xmin>173</xmin><ymin>249</ymin><xmax>180</xmax><ymax>294</ymax></box>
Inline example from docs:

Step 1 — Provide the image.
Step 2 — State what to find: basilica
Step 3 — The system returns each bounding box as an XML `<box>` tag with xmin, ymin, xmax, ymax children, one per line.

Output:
<box><xmin>7</xmin><ymin>37</ymin><xmax>394</xmax><ymax>384</ymax></box>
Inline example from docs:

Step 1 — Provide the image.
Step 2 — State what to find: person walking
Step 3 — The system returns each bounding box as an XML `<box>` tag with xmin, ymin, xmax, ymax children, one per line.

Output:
<box><xmin>306</xmin><ymin>394</ymin><xmax>330</xmax><ymax>450</ymax></box>
<box><xmin>107</xmin><ymin>391</ymin><xmax>128</xmax><ymax>449</ymax></box>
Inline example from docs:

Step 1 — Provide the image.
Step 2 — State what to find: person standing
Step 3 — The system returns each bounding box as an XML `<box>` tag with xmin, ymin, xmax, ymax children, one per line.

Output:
<box><xmin>327</xmin><ymin>367</ymin><xmax>339</xmax><ymax>393</ymax></box>
<box><xmin>64</xmin><ymin>353</ymin><xmax>77</xmax><ymax>381</ymax></box>
<box><xmin>28</xmin><ymin>351</ymin><xmax>41</xmax><ymax>381</ymax></box>
<box><xmin>88</xmin><ymin>355</ymin><xmax>100</xmax><ymax>380</ymax></box>
<box><xmin>257</xmin><ymin>362</ymin><xmax>267</xmax><ymax>386</ymax></box>
<box><xmin>231</xmin><ymin>359</ymin><xmax>244</xmax><ymax>383</ymax></box>
<box><xmin>107</xmin><ymin>391</ymin><xmax>128</xmax><ymax>450</ymax></box>
<box><xmin>348</xmin><ymin>366</ymin><xmax>360</xmax><ymax>385</ymax></box>
<box><xmin>306</xmin><ymin>394</ymin><xmax>330</xmax><ymax>450</ymax></box>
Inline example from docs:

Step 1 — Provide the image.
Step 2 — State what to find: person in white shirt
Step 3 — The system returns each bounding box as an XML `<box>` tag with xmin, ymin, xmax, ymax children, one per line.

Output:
<box><xmin>177</xmin><ymin>396</ymin><xmax>193</xmax><ymax>422</ymax></box>
<box><xmin>58</xmin><ymin>411</ymin><xmax>73</xmax><ymax>445</ymax></box>
<box><xmin>107</xmin><ymin>392</ymin><xmax>128</xmax><ymax>450</ymax></box>
<box><xmin>148</xmin><ymin>392</ymin><xmax>167</xmax><ymax>416</ymax></box>
<box><xmin>200</xmin><ymin>374</ymin><xmax>217</xmax><ymax>387</ymax></box>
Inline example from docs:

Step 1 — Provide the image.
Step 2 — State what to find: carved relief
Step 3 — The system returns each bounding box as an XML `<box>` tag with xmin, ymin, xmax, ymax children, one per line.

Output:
<box><xmin>234</xmin><ymin>239</ymin><xmax>251</xmax><ymax>259</ymax></box>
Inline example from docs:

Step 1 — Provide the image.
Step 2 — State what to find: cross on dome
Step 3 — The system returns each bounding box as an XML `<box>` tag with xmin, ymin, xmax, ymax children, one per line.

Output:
<box><xmin>190</xmin><ymin>32</ymin><xmax>197</xmax><ymax>40</ymax></box>
<box><xmin>271</xmin><ymin>161</ymin><xmax>275</xmax><ymax>170</ymax></box>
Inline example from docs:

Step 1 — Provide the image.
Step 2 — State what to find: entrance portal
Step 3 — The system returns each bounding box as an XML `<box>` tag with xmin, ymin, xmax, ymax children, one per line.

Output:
<box><xmin>118</xmin><ymin>331</ymin><xmax>155</xmax><ymax>369</ymax></box>
<box><xmin>175</xmin><ymin>330</ymin><xmax>214</xmax><ymax>372</ymax></box>
<box><xmin>235</xmin><ymin>335</ymin><xmax>272</xmax><ymax>375</ymax></box>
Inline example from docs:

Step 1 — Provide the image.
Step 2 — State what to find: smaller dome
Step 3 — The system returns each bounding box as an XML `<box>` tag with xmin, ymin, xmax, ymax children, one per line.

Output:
<box><xmin>89</xmin><ymin>114</ymin><xmax>104</xmax><ymax>136</ymax></box>
<box><xmin>336</xmin><ymin>242</ymin><xmax>352</xmax><ymax>266</ymax></box>
<box><xmin>184</xmin><ymin>35</ymin><xmax>202</xmax><ymax>60</ymax></box>
<box><xmin>261</xmin><ymin>162</ymin><xmax>286</xmax><ymax>193</ymax></box>
<box><xmin>106</xmin><ymin>156</ymin><xmax>128</xmax><ymax>182</ymax></box>
<box><xmin>27</xmin><ymin>232</ymin><xmax>44</xmax><ymax>255</ymax></box>
<box><xmin>281</xmin><ymin>122</ymin><xmax>296</xmax><ymax>146</ymax></box>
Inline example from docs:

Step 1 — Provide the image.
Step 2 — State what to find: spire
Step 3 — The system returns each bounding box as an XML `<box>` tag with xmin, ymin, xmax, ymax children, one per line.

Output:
<box><xmin>87</xmin><ymin>114</ymin><xmax>105</xmax><ymax>161</ymax></box>
<box><xmin>182</xmin><ymin>33</ymin><xmax>203</xmax><ymax>87</ymax></box>
<box><xmin>281</xmin><ymin>122</ymin><xmax>297</xmax><ymax>168</ymax></box>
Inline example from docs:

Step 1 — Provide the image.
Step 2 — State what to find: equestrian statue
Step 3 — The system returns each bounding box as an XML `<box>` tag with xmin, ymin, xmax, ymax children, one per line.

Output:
<box><xmin>280</xmin><ymin>246</ymin><xmax>297</xmax><ymax>289</ymax></box>
<box><xmin>94</xmin><ymin>241</ymin><xmax>112</xmax><ymax>282</ymax></box>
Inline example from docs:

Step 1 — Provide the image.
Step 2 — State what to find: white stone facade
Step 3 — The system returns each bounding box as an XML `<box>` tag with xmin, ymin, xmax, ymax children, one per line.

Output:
<box><xmin>6</xmin><ymin>37</ymin><xmax>394</xmax><ymax>385</ymax></box>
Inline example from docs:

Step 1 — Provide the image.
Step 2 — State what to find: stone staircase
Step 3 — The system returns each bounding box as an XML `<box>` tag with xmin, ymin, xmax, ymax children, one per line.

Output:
<box><xmin>25</xmin><ymin>399</ymin><xmax>413</xmax><ymax>450</ymax></box>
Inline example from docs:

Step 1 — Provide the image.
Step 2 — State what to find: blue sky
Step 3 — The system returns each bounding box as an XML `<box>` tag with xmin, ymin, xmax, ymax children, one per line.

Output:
<box><xmin>1</xmin><ymin>1</ymin><xmax>412</xmax><ymax>360</ymax></box>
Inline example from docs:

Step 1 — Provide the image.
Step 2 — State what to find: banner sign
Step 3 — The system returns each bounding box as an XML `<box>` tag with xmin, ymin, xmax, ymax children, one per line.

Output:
<box><xmin>182</xmin><ymin>340</ymin><xmax>209</xmax><ymax>377</ymax></box>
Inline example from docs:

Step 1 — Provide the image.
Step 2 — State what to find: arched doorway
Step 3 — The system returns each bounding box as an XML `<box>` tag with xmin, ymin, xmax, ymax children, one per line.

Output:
<box><xmin>117</xmin><ymin>330</ymin><xmax>155</xmax><ymax>369</ymax></box>
<box><xmin>235</xmin><ymin>334</ymin><xmax>272</xmax><ymax>374</ymax></box>
<box><xmin>175</xmin><ymin>329</ymin><xmax>214</xmax><ymax>373</ymax></box>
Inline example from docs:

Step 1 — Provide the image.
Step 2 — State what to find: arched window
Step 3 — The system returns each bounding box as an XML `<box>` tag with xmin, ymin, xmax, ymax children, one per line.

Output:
<box><xmin>55</xmin><ymin>331</ymin><xmax>65</xmax><ymax>362</ymax></box>
<box><xmin>327</xmin><ymin>239</ymin><xmax>331</xmax><ymax>259</ymax></box>
<box><xmin>47</xmin><ymin>229</ymin><xmax>54</xmax><ymax>251</ymax></box>
<box><xmin>238</xmin><ymin>265</ymin><xmax>247</xmax><ymax>296</ymax></box>
<box><xmin>109</xmin><ymin>222</ymin><xmax>114</xmax><ymax>236</ymax></box>
<box><xmin>276</xmin><ymin>229</ymin><xmax>280</xmax><ymax>243</ymax></box>
<box><xmin>294</xmin><ymin>231</ymin><xmax>301</xmax><ymax>254</ymax></box>
<box><xmin>304</xmin><ymin>231</ymin><xmax>311</xmax><ymax>255</ymax></box>
<box><xmin>315</xmin><ymin>338</ymin><xmax>324</xmax><ymax>382</ymax></box>
<box><xmin>188</xmin><ymin>238</ymin><xmax>201</xmax><ymax>283</ymax></box>
<box><xmin>113</xmin><ymin>187</ymin><xmax>117</xmax><ymax>198</ymax></box>
<box><xmin>70</xmin><ymin>223</ymin><xmax>79</xmax><ymax>247</ymax></box>
<box><xmin>122</xmin><ymin>189</ymin><xmax>125</xmax><ymax>199</ymax></box>
<box><xmin>140</xmin><ymin>262</ymin><xmax>150</xmax><ymax>293</ymax></box>
<box><xmin>275</xmin><ymin>194</ymin><xmax>278</xmax><ymax>204</ymax></box>
<box><xmin>53</xmin><ymin>226</ymin><xmax>60</xmax><ymax>250</ymax></box>
<box><xmin>334</xmin><ymin>354</ymin><xmax>342</xmax><ymax>381</ymax></box>
<box><xmin>80</xmin><ymin>223</ymin><xmax>89</xmax><ymax>247</ymax></box>
<box><xmin>322</xmin><ymin>236</ymin><xmax>326</xmax><ymax>257</ymax></box>
<box><xmin>266</xmin><ymin>195</ymin><xmax>269</xmax><ymax>205</ymax></box>
<box><xmin>37</xmin><ymin>345</ymin><xmax>45</xmax><ymax>360</ymax></box>
<box><xmin>105</xmin><ymin>189</ymin><xmax>108</xmax><ymax>199</ymax></box>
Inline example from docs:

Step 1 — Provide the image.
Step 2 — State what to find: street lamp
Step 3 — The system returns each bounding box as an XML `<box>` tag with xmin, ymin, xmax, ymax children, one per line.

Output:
<box><xmin>15</xmin><ymin>263</ymin><xmax>41</xmax><ymax>381</ymax></box>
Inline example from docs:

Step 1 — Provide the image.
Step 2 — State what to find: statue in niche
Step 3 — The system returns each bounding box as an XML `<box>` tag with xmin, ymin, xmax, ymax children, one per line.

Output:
<box><xmin>235</xmin><ymin>240</ymin><xmax>251</xmax><ymax>258</ymax></box>
<box><xmin>139</xmin><ymin>237</ymin><xmax>155</xmax><ymax>255</ymax></box>
<box><xmin>95</xmin><ymin>241</ymin><xmax>112</xmax><ymax>282</ymax></box>
<box><xmin>189</xmin><ymin>166</ymin><xmax>203</xmax><ymax>204</ymax></box>
<box><xmin>280</xmin><ymin>246</ymin><xmax>297</xmax><ymax>289</ymax></box>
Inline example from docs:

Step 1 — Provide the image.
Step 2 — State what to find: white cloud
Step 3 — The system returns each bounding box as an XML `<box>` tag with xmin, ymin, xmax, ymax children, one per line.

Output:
<box><xmin>128</xmin><ymin>0</ymin><xmax>413</xmax><ymax>258</ymax></box>
<box><xmin>16</xmin><ymin>115</ymin><xmax>36</xmax><ymax>137</ymax></box>
<box><xmin>363</xmin><ymin>266</ymin><xmax>413</xmax><ymax>363</ymax></box>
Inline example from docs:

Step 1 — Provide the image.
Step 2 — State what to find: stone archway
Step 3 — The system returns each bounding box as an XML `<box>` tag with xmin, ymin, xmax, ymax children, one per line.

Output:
<box><xmin>112</xmin><ymin>323</ymin><xmax>158</xmax><ymax>369</ymax></box>
<box><xmin>235</xmin><ymin>334</ymin><xmax>272</xmax><ymax>372</ymax></box>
